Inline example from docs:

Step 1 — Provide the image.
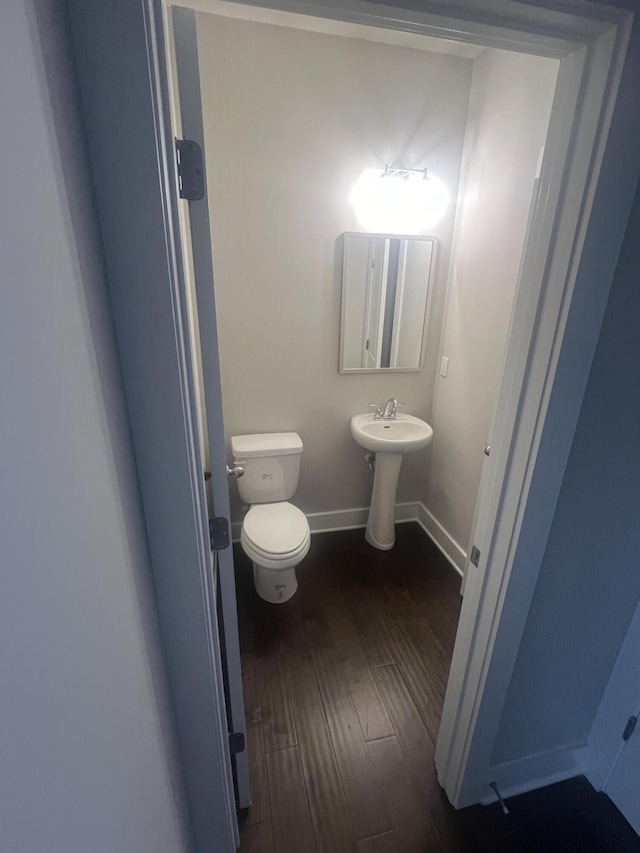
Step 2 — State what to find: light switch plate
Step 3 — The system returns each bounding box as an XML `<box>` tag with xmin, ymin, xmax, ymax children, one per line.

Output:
<box><xmin>440</xmin><ymin>356</ymin><xmax>449</xmax><ymax>378</ymax></box>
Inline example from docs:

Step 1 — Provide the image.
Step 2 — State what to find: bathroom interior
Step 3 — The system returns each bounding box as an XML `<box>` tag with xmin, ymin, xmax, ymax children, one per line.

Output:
<box><xmin>178</xmin><ymin>2</ymin><xmax>560</xmax><ymax>847</ymax></box>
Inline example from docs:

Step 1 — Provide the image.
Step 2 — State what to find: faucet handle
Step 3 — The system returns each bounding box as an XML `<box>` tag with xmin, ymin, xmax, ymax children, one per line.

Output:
<box><xmin>369</xmin><ymin>402</ymin><xmax>383</xmax><ymax>419</ymax></box>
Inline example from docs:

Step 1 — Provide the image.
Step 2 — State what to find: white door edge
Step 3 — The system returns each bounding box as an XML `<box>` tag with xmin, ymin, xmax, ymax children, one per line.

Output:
<box><xmin>168</xmin><ymin>4</ymin><xmax>251</xmax><ymax>811</ymax></box>
<box><xmin>144</xmin><ymin>0</ymin><xmax>239</xmax><ymax>847</ymax></box>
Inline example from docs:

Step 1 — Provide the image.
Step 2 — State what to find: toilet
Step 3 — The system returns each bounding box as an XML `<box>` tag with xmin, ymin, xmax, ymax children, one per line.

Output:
<box><xmin>231</xmin><ymin>432</ymin><xmax>310</xmax><ymax>604</ymax></box>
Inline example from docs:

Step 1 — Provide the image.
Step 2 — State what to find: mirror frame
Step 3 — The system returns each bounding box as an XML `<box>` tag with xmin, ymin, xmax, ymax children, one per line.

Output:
<box><xmin>339</xmin><ymin>231</ymin><xmax>438</xmax><ymax>374</ymax></box>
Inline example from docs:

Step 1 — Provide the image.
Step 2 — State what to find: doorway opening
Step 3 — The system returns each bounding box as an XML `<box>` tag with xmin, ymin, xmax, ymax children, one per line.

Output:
<box><xmin>163</xmin><ymin>0</ymin><xmax>631</xmax><ymax>830</ymax></box>
<box><xmin>190</xmin><ymin>3</ymin><xmax>558</xmax><ymax>587</ymax></box>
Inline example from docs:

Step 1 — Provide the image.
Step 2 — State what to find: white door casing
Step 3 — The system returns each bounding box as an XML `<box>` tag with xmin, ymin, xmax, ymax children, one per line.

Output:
<box><xmin>144</xmin><ymin>0</ymin><xmax>242</xmax><ymax>844</ymax></box>
<box><xmin>435</xmin><ymin>14</ymin><xmax>634</xmax><ymax>804</ymax></box>
<box><xmin>69</xmin><ymin>0</ymin><xmax>242</xmax><ymax>848</ymax></box>
<box><xmin>168</xmin><ymin>4</ymin><xmax>251</xmax><ymax>809</ymax></box>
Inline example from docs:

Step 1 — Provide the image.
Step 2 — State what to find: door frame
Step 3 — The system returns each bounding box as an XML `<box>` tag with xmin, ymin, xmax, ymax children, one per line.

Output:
<box><xmin>142</xmin><ymin>0</ymin><xmax>240</xmax><ymax>846</ymax></box>
<box><xmin>155</xmin><ymin>0</ymin><xmax>639</xmax><ymax>821</ymax></box>
<box><xmin>167</xmin><ymin>5</ymin><xmax>251</xmax><ymax>809</ymax></box>
<box><xmin>67</xmin><ymin>0</ymin><xmax>240</xmax><ymax>849</ymax></box>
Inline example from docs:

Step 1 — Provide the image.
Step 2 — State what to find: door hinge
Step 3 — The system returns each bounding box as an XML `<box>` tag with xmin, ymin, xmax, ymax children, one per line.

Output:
<box><xmin>176</xmin><ymin>138</ymin><xmax>205</xmax><ymax>201</ymax></box>
<box><xmin>470</xmin><ymin>545</ymin><xmax>481</xmax><ymax>567</ymax></box>
<box><xmin>623</xmin><ymin>715</ymin><xmax>637</xmax><ymax>742</ymax></box>
<box><xmin>229</xmin><ymin>731</ymin><xmax>245</xmax><ymax>756</ymax></box>
<box><xmin>209</xmin><ymin>516</ymin><xmax>230</xmax><ymax>551</ymax></box>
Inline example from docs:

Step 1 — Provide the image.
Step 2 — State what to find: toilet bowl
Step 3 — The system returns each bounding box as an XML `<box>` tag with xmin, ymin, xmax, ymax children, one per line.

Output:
<box><xmin>240</xmin><ymin>502</ymin><xmax>310</xmax><ymax>603</ymax></box>
<box><xmin>231</xmin><ymin>432</ymin><xmax>310</xmax><ymax>604</ymax></box>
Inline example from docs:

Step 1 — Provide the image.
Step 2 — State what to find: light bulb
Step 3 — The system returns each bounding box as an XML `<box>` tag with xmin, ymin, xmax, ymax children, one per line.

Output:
<box><xmin>351</xmin><ymin>168</ymin><xmax>448</xmax><ymax>233</ymax></box>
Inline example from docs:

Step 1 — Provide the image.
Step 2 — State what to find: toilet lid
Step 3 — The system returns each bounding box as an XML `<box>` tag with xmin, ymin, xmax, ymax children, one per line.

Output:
<box><xmin>243</xmin><ymin>502</ymin><xmax>309</xmax><ymax>556</ymax></box>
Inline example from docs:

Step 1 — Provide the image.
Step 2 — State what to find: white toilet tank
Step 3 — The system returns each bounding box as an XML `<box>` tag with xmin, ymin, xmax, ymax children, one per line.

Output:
<box><xmin>231</xmin><ymin>432</ymin><xmax>303</xmax><ymax>504</ymax></box>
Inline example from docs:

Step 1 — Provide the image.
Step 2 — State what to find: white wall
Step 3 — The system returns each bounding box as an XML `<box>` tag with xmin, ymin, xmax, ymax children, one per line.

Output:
<box><xmin>424</xmin><ymin>49</ymin><xmax>558</xmax><ymax>555</ymax></box>
<box><xmin>0</xmin><ymin>2</ymin><xmax>190</xmax><ymax>851</ymax></box>
<box><xmin>196</xmin><ymin>13</ymin><xmax>472</xmax><ymax>520</ymax></box>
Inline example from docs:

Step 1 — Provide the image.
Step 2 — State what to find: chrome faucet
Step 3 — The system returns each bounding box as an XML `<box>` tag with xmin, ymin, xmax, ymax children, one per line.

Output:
<box><xmin>370</xmin><ymin>398</ymin><xmax>403</xmax><ymax>419</ymax></box>
<box><xmin>381</xmin><ymin>397</ymin><xmax>398</xmax><ymax>419</ymax></box>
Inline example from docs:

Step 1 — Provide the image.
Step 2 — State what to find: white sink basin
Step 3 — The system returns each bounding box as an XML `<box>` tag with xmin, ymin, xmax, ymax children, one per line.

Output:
<box><xmin>351</xmin><ymin>412</ymin><xmax>433</xmax><ymax>454</ymax></box>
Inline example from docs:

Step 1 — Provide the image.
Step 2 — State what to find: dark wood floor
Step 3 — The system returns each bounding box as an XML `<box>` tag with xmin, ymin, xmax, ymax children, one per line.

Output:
<box><xmin>234</xmin><ymin>524</ymin><xmax>640</xmax><ymax>853</ymax></box>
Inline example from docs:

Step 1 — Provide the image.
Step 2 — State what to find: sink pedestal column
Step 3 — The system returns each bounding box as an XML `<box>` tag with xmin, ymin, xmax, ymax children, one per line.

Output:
<box><xmin>365</xmin><ymin>452</ymin><xmax>403</xmax><ymax>550</ymax></box>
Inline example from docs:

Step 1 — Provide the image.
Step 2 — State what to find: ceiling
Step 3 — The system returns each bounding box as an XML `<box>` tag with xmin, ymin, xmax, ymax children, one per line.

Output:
<box><xmin>179</xmin><ymin>0</ymin><xmax>486</xmax><ymax>60</ymax></box>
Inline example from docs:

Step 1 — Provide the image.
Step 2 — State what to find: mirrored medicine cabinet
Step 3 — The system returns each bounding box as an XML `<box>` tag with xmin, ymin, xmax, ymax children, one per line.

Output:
<box><xmin>339</xmin><ymin>232</ymin><xmax>437</xmax><ymax>373</ymax></box>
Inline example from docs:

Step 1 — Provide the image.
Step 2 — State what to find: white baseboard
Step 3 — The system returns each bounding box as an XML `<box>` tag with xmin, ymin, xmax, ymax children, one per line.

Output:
<box><xmin>413</xmin><ymin>502</ymin><xmax>466</xmax><ymax>577</ymax></box>
<box><xmin>480</xmin><ymin>743</ymin><xmax>588</xmax><ymax>804</ymax></box>
<box><xmin>306</xmin><ymin>505</ymin><xmax>370</xmax><ymax>534</ymax></box>
<box><xmin>232</xmin><ymin>501</ymin><xmax>466</xmax><ymax>579</ymax></box>
<box><xmin>232</xmin><ymin>505</ymin><xmax>372</xmax><ymax>540</ymax></box>
<box><xmin>232</xmin><ymin>504</ymin><xmax>413</xmax><ymax>540</ymax></box>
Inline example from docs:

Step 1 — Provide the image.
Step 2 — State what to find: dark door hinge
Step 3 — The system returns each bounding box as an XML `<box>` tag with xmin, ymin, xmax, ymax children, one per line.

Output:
<box><xmin>470</xmin><ymin>545</ymin><xmax>481</xmax><ymax>567</ymax></box>
<box><xmin>209</xmin><ymin>516</ymin><xmax>230</xmax><ymax>551</ymax></box>
<box><xmin>229</xmin><ymin>731</ymin><xmax>245</xmax><ymax>756</ymax></box>
<box><xmin>176</xmin><ymin>138</ymin><xmax>205</xmax><ymax>201</ymax></box>
<box><xmin>623</xmin><ymin>715</ymin><xmax>637</xmax><ymax>742</ymax></box>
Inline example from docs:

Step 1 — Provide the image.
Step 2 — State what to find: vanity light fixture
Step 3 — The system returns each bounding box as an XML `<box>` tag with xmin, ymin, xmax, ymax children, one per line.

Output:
<box><xmin>383</xmin><ymin>165</ymin><xmax>429</xmax><ymax>179</ymax></box>
<box><xmin>351</xmin><ymin>164</ymin><xmax>449</xmax><ymax>234</ymax></box>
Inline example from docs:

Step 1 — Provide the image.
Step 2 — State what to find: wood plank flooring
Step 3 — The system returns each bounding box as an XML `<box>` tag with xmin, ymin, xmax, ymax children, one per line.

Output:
<box><xmin>234</xmin><ymin>524</ymin><xmax>640</xmax><ymax>853</ymax></box>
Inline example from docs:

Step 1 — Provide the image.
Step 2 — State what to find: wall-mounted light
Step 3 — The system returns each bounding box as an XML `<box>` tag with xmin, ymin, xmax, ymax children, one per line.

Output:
<box><xmin>351</xmin><ymin>165</ymin><xmax>449</xmax><ymax>234</ymax></box>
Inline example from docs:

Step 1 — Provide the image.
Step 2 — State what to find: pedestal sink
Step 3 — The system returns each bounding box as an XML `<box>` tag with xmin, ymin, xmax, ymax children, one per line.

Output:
<box><xmin>351</xmin><ymin>412</ymin><xmax>433</xmax><ymax>550</ymax></box>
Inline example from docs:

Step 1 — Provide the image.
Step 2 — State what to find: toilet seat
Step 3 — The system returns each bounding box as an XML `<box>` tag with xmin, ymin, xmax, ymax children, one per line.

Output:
<box><xmin>241</xmin><ymin>502</ymin><xmax>310</xmax><ymax>569</ymax></box>
<box><xmin>241</xmin><ymin>532</ymin><xmax>310</xmax><ymax>570</ymax></box>
<box><xmin>243</xmin><ymin>502</ymin><xmax>309</xmax><ymax>555</ymax></box>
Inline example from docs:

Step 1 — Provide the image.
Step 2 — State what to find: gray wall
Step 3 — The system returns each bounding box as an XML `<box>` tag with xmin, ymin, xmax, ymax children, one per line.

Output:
<box><xmin>196</xmin><ymin>12</ymin><xmax>472</xmax><ymax>520</ymax></box>
<box><xmin>0</xmin><ymin>1</ymin><xmax>190</xmax><ymax>850</ymax></box>
<box><xmin>492</xmin><ymin>174</ymin><xmax>640</xmax><ymax>764</ymax></box>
